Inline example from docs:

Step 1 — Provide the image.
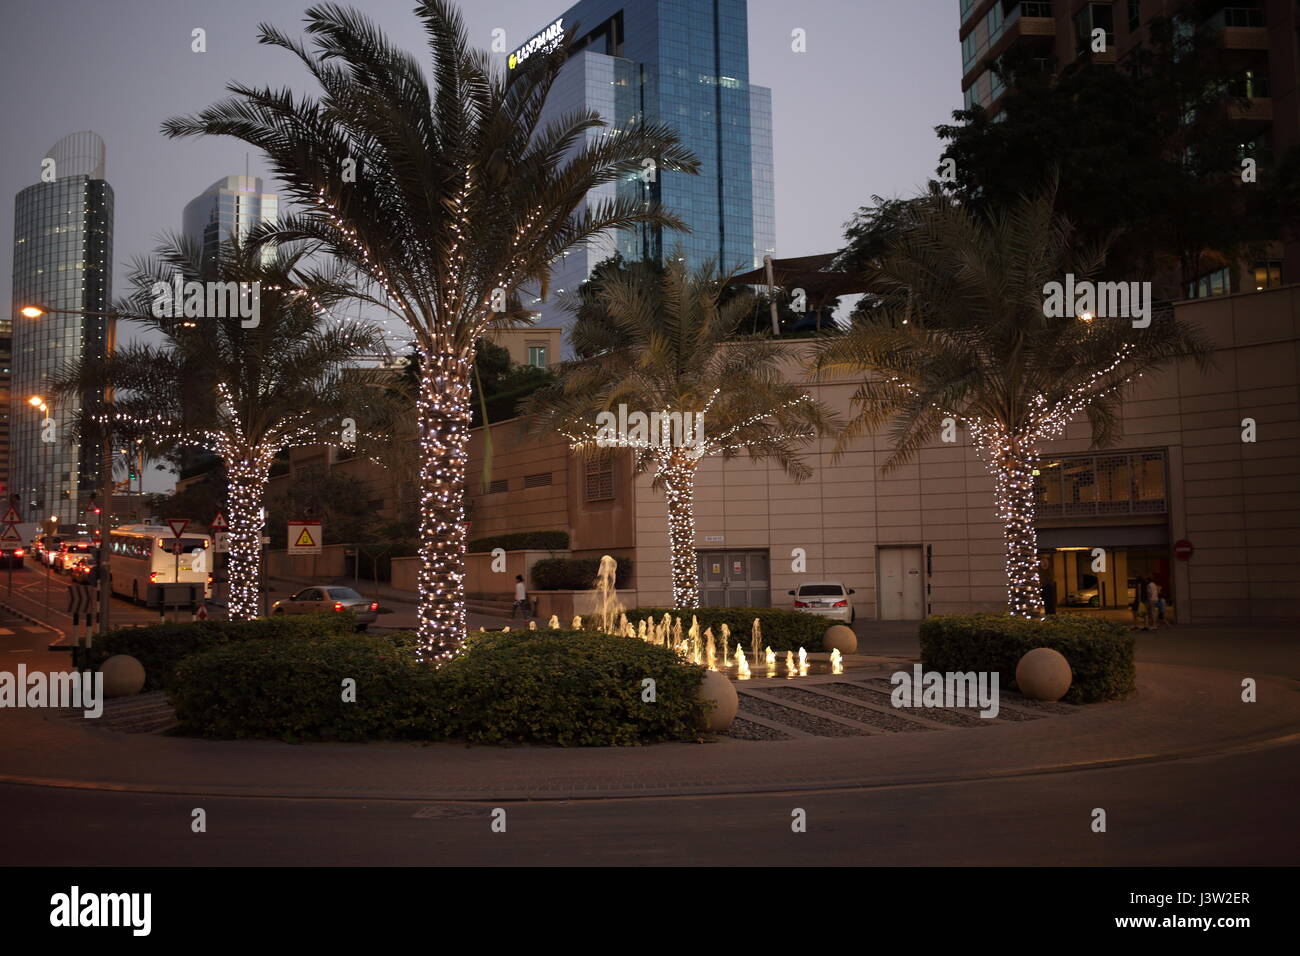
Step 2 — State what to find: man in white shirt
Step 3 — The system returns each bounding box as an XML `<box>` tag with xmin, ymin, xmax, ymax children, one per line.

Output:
<box><xmin>513</xmin><ymin>575</ymin><xmax>529</xmax><ymax>619</ymax></box>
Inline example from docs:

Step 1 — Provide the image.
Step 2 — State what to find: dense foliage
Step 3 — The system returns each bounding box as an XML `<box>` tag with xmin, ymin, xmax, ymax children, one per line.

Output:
<box><xmin>531</xmin><ymin>556</ymin><xmax>633</xmax><ymax>590</ymax></box>
<box><xmin>468</xmin><ymin>530</ymin><xmax>569</xmax><ymax>553</ymax></box>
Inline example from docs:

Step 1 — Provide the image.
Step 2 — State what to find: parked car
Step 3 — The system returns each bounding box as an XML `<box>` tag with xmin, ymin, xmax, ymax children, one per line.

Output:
<box><xmin>54</xmin><ymin>541</ymin><xmax>97</xmax><ymax>573</ymax></box>
<box><xmin>0</xmin><ymin>545</ymin><xmax>25</xmax><ymax>570</ymax></box>
<box><xmin>788</xmin><ymin>581</ymin><xmax>856</xmax><ymax>624</ymax></box>
<box><xmin>271</xmin><ymin>585</ymin><xmax>379</xmax><ymax>631</ymax></box>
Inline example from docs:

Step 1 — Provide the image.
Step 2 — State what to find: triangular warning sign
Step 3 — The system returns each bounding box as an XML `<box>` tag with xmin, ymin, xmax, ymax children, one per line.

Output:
<box><xmin>167</xmin><ymin>518</ymin><xmax>190</xmax><ymax>538</ymax></box>
<box><xmin>1</xmin><ymin>506</ymin><xmax>21</xmax><ymax>524</ymax></box>
<box><xmin>294</xmin><ymin>527</ymin><xmax>316</xmax><ymax>548</ymax></box>
<box><xmin>210</xmin><ymin>512</ymin><xmax>228</xmax><ymax>529</ymax></box>
<box><xmin>0</xmin><ymin>524</ymin><xmax>23</xmax><ymax>542</ymax></box>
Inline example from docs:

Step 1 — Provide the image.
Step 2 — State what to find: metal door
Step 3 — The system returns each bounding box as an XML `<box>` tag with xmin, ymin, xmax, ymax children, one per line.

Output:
<box><xmin>696</xmin><ymin>550</ymin><xmax>770</xmax><ymax>607</ymax></box>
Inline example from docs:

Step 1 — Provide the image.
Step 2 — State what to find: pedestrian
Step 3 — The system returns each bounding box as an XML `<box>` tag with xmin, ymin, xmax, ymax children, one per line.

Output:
<box><xmin>1131</xmin><ymin>576</ymin><xmax>1146</xmax><ymax>628</ymax></box>
<box><xmin>1146</xmin><ymin>577</ymin><xmax>1161</xmax><ymax>630</ymax></box>
<box><xmin>512</xmin><ymin>574</ymin><xmax>529</xmax><ymax>620</ymax></box>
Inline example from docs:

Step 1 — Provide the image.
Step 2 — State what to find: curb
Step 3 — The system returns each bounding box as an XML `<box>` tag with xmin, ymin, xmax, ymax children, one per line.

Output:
<box><xmin>0</xmin><ymin>598</ymin><xmax>68</xmax><ymax>646</ymax></box>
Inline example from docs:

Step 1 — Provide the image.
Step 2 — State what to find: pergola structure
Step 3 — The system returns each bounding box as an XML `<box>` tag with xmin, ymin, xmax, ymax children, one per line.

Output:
<box><xmin>728</xmin><ymin>253</ymin><xmax>872</xmax><ymax>332</ymax></box>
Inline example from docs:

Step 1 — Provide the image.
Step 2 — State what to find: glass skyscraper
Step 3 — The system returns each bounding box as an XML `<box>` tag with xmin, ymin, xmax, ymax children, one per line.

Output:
<box><xmin>10</xmin><ymin>131</ymin><xmax>114</xmax><ymax>525</ymax></box>
<box><xmin>517</xmin><ymin>0</ymin><xmax>776</xmax><ymax>347</ymax></box>
<box><xmin>182</xmin><ymin>175</ymin><xmax>279</xmax><ymax>267</ymax></box>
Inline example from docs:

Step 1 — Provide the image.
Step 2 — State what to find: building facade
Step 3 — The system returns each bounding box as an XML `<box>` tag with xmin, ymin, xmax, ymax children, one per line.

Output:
<box><xmin>958</xmin><ymin>0</ymin><xmax>1299</xmax><ymax>288</ymax></box>
<box><xmin>517</xmin><ymin>0</ymin><xmax>776</xmax><ymax>347</ymax></box>
<box><xmin>181</xmin><ymin>175</ymin><xmax>278</xmax><ymax>266</ymax></box>
<box><xmin>9</xmin><ymin>131</ymin><xmax>114</xmax><ymax>526</ymax></box>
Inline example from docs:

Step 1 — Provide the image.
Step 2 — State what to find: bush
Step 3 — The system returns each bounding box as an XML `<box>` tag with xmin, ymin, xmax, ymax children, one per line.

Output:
<box><xmin>531</xmin><ymin>556</ymin><xmax>632</xmax><ymax>590</ymax></box>
<box><xmin>431</xmin><ymin>631</ymin><xmax>705</xmax><ymax>745</ymax></box>
<box><xmin>168</xmin><ymin>629</ymin><xmax>707</xmax><ymax>745</ymax></box>
<box><xmin>626</xmin><ymin>607</ymin><xmax>829</xmax><ymax>652</ymax></box>
<box><xmin>170</xmin><ymin>634</ymin><xmax>430</xmax><ymax>741</ymax></box>
<box><xmin>74</xmin><ymin>613</ymin><xmax>358</xmax><ymax>692</ymax></box>
<box><xmin>918</xmin><ymin>613</ymin><xmax>1136</xmax><ymax>704</ymax></box>
<box><xmin>468</xmin><ymin>530</ymin><xmax>569</xmax><ymax>553</ymax></box>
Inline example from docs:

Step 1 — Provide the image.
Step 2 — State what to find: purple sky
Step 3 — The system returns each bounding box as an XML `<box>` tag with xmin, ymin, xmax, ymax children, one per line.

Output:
<box><xmin>0</xmin><ymin>0</ymin><xmax>961</xmax><ymax>488</ymax></box>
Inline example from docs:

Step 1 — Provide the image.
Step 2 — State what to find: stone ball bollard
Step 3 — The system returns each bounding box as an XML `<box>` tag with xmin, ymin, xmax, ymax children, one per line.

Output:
<box><xmin>100</xmin><ymin>655</ymin><xmax>146</xmax><ymax>698</ymax></box>
<box><xmin>1015</xmin><ymin>647</ymin><xmax>1072</xmax><ymax>701</ymax></box>
<box><xmin>697</xmin><ymin>670</ymin><xmax>739</xmax><ymax>732</ymax></box>
<box><xmin>822</xmin><ymin>624</ymin><xmax>858</xmax><ymax>655</ymax></box>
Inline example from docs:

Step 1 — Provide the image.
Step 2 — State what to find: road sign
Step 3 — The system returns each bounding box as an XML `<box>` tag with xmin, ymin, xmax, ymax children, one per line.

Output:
<box><xmin>288</xmin><ymin>520</ymin><xmax>322</xmax><ymax>555</ymax></box>
<box><xmin>213</xmin><ymin>531</ymin><xmax>229</xmax><ymax>553</ymax></box>
<box><xmin>1174</xmin><ymin>539</ymin><xmax>1194</xmax><ymax>561</ymax></box>
<box><xmin>210</xmin><ymin>512</ymin><xmax>228</xmax><ymax>530</ymax></box>
<box><xmin>166</xmin><ymin>518</ymin><xmax>190</xmax><ymax>538</ymax></box>
<box><xmin>2</xmin><ymin>505</ymin><xmax>21</xmax><ymax>524</ymax></box>
<box><xmin>0</xmin><ymin>525</ymin><xmax>22</xmax><ymax>543</ymax></box>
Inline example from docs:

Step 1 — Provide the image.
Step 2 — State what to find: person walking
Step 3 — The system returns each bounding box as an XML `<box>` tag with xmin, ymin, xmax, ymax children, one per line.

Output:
<box><xmin>1131</xmin><ymin>576</ymin><xmax>1146</xmax><ymax>628</ymax></box>
<box><xmin>1146</xmin><ymin>577</ymin><xmax>1162</xmax><ymax>630</ymax></box>
<box><xmin>512</xmin><ymin>574</ymin><xmax>529</xmax><ymax>620</ymax></box>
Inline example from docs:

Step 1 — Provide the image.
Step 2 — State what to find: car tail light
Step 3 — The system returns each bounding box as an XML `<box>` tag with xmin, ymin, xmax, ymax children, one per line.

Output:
<box><xmin>832</xmin><ymin>600</ymin><xmax>848</xmax><ymax>607</ymax></box>
<box><xmin>150</xmin><ymin>571</ymin><xmax>158</xmax><ymax>582</ymax></box>
<box><xmin>793</xmin><ymin>600</ymin><xmax>810</xmax><ymax>608</ymax></box>
<box><xmin>334</xmin><ymin>602</ymin><xmax>344</xmax><ymax>611</ymax></box>
<box><xmin>369</xmin><ymin>602</ymin><xmax>378</xmax><ymax>611</ymax></box>
<box><xmin>207</xmin><ymin>573</ymin><xmax>213</xmax><ymax>584</ymax></box>
<box><xmin>14</xmin><ymin>549</ymin><xmax>23</xmax><ymax>557</ymax></box>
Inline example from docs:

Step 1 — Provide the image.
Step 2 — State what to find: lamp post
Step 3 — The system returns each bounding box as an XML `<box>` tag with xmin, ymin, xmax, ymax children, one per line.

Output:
<box><xmin>26</xmin><ymin>396</ymin><xmax>56</xmax><ymax>616</ymax></box>
<box><xmin>20</xmin><ymin>305</ymin><xmax>117</xmax><ymax>636</ymax></box>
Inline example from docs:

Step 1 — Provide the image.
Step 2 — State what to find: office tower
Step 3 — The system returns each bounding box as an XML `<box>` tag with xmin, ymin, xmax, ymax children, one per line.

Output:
<box><xmin>517</xmin><ymin>0</ymin><xmax>776</xmax><ymax>346</ymax></box>
<box><xmin>10</xmin><ymin>131</ymin><xmax>114</xmax><ymax>526</ymax></box>
<box><xmin>181</xmin><ymin>175</ymin><xmax>279</xmax><ymax>266</ymax></box>
<box><xmin>958</xmin><ymin>0</ymin><xmax>1298</xmax><ymax>288</ymax></box>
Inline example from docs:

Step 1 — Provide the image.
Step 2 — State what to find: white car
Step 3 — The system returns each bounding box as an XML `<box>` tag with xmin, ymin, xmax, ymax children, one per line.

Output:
<box><xmin>788</xmin><ymin>581</ymin><xmax>856</xmax><ymax>624</ymax></box>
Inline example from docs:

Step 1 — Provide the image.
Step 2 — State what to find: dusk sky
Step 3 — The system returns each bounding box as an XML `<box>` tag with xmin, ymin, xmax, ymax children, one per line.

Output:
<box><xmin>1</xmin><ymin>0</ymin><xmax>961</xmax><ymax>489</ymax></box>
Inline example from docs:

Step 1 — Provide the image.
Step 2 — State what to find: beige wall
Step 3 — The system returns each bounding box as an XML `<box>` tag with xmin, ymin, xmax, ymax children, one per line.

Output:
<box><xmin>486</xmin><ymin>326</ymin><xmax>562</xmax><ymax>368</ymax></box>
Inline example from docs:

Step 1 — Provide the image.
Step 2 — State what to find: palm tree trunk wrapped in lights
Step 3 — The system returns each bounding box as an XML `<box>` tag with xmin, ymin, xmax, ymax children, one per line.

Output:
<box><xmin>524</xmin><ymin>255</ymin><xmax>837</xmax><ymax>611</ymax></box>
<box><xmin>813</xmin><ymin>186</ymin><xmax>1211</xmax><ymax>617</ymax></box>
<box><xmin>162</xmin><ymin>0</ymin><xmax>699</xmax><ymax>658</ymax></box>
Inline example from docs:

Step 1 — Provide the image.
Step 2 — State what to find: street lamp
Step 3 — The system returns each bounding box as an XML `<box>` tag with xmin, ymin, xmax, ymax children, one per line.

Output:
<box><xmin>20</xmin><ymin>303</ymin><xmax>119</xmax><ymax>636</ymax></box>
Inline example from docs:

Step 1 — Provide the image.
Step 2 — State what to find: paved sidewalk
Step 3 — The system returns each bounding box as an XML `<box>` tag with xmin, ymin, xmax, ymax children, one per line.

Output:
<box><xmin>1</xmin><ymin>661</ymin><xmax>1296</xmax><ymax>801</ymax></box>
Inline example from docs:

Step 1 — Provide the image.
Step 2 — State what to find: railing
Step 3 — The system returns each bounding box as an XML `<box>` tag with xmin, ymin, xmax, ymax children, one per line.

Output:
<box><xmin>1021</xmin><ymin>1</ymin><xmax>1053</xmax><ymax>17</ymax></box>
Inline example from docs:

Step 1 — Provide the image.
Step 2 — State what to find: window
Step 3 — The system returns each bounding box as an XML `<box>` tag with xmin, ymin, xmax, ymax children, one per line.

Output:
<box><xmin>1187</xmin><ymin>266</ymin><xmax>1230</xmax><ymax>299</ymax></box>
<box><xmin>1034</xmin><ymin>451</ymin><xmax>1167</xmax><ymax>517</ymax></box>
<box><xmin>1252</xmin><ymin>260</ymin><xmax>1282</xmax><ymax>291</ymax></box>
<box><xmin>584</xmin><ymin>454</ymin><xmax>614</xmax><ymax>502</ymax></box>
<box><xmin>962</xmin><ymin>32</ymin><xmax>977</xmax><ymax>70</ymax></box>
<box><xmin>1075</xmin><ymin>3</ymin><xmax>1115</xmax><ymax>55</ymax></box>
<box><xmin>527</xmin><ymin>345</ymin><xmax>548</xmax><ymax>368</ymax></box>
<box><xmin>1127</xmin><ymin>0</ymin><xmax>1140</xmax><ymax>31</ymax></box>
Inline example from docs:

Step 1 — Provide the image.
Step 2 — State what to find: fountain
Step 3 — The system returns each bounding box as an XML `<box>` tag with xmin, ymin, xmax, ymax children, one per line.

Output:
<box><xmin>734</xmin><ymin>646</ymin><xmax>751</xmax><ymax>680</ymax></box>
<box><xmin>572</xmin><ymin>615</ymin><xmax>582</xmax><ymax>630</ymax></box>
<box><xmin>593</xmin><ymin>555</ymin><xmax>624</xmax><ymax>633</ymax></box>
<box><xmin>704</xmin><ymin>627</ymin><xmax>716</xmax><ymax>670</ymax></box>
<box><xmin>785</xmin><ymin>650</ymin><xmax>796</xmax><ymax>677</ymax></box>
<box><xmin>720</xmin><ymin>623</ymin><xmax>731</xmax><ymax>665</ymax></box>
<box><xmin>548</xmin><ymin>615</ymin><xmax>560</xmax><ymax>629</ymax></box>
<box><xmin>830</xmin><ymin>648</ymin><xmax>844</xmax><ymax>675</ymax></box>
<box><xmin>751</xmin><ymin>619</ymin><xmax>762</xmax><ymax>666</ymax></box>
<box><xmin>528</xmin><ymin>620</ymin><xmax>537</xmax><ymax>630</ymax></box>
<box><xmin>765</xmin><ymin>647</ymin><xmax>776</xmax><ymax>665</ymax></box>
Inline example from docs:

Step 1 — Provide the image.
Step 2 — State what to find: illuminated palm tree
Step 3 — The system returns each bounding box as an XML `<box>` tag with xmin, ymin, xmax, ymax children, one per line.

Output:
<box><xmin>162</xmin><ymin>1</ymin><xmax>698</xmax><ymax>658</ymax></box>
<box><xmin>814</xmin><ymin>188</ymin><xmax>1211</xmax><ymax>616</ymax></box>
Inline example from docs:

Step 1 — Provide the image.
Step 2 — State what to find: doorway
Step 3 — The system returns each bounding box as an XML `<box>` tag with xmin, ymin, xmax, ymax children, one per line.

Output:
<box><xmin>878</xmin><ymin>545</ymin><xmax>924</xmax><ymax>620</ymax></box>
<box><xmin>697</xmin><ymin>550</ymin><xmax>770</xmax><ymax>607</ymax></box>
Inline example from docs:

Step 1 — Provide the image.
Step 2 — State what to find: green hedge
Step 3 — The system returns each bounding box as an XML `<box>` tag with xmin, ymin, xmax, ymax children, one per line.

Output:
<box><xmin>171</xmin><ymin>634</ymin><xmax>429</xmax><ymax>741</ymax></box>
<box><xmin>918</xmin><ymin>613</ymin><xmax>1135</xmax><ymax>704</ymax></box>
<box><xmin>431</xmin><ymin>631</ymin><xmax>705</xmax><ymax>745</ymax></box>
<box><xmin>468</xmin><ymin>530</ymin><xmax>569</xmax><ymax>553</ymax></box>
<box><xmin>168</xmin><ymin>629</ymin><xmax>707</xmax><ymax>745</ymax></box>
<box><xmin>625</xmin><ymin>607</ymin><xmax>829</xmax><ymax>653</ymax></box>
<box><xmin>531</xmin><ymin>556</ymin><xmax>633</xmax><ymax>590</ymax></box>
<box><xmin>74</xmin><ymin>613</ymin><xmax>358</xmax><ymax>693</ymax></box>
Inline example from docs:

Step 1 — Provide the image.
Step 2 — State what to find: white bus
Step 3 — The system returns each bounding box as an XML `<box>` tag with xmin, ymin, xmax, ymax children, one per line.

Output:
<box><xmin>108</xmin><ymin>525</ymin><xmax>213</xmax><ymax>603</ymax></box>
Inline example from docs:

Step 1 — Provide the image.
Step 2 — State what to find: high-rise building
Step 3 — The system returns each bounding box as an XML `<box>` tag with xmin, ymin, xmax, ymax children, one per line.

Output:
<box><xmin>10</xmin><ymin>131</ymin><xmax>114</xmax><ymax>526</ymax></box>
<box><xmin>516</xmin><ymin>0</ymin><xmax>776</xmax><ymax>347</ymax></box>
<box><xmin>181</xmin><ymin>175</ymin><xmax>278</xmax><ymax>266</ymax></box>
<box><xmin>957</xmin><ymin>0</ymin><xmax>1299</xmax><ymax>287</ymax></box>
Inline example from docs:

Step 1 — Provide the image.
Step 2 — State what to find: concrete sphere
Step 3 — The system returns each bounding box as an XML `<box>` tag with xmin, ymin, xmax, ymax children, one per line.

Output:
<box><xmin>697</xmin><ymin>670</ymin><xmax>739</xmax><ymax>732</ymax></box>
<box><xmin>823</xmin><ymin>624</ymin><xmax>858</xmax><ymax>655</ymax></box>
<box><xmin>100</xmin><ymin>655</ymin><xmax>146</xmax><ymax>698</ymax></box>
<box><xmin>1015</xmin><ymin>647</ymin><xmax>1072</xmax><ymax>701</ymax></box>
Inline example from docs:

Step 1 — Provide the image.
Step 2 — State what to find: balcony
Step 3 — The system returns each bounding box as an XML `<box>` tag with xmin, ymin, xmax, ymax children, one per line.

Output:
<box><xmin>1207</xmin><ymin>7</ymin><xmax>1269</xmax><ymax>50</ymax></box>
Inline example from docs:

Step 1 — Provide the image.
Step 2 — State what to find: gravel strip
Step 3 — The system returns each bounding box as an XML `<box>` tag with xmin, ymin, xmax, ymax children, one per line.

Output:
<box><xmin>829</xmin><ymin>682</ymin><xmax>991</xmax><ymax>727</ymax></box>
<box><xmin>861</xmin><ymin>678</ymin><xmax>1078</xmax><ymax>716</ymax></box>
<box><xmin>760</xmin><ymin>685</ymin><xmax>936</xmax><ymax>733</ymax></box>
<box><xmin>720</xmin><ymin>717</ymin><xmax>794</xmax><ymax>741</ymax></box>
<box><xmin>737</xmin><ymin>694</ymin><xmax>868</xmax><ymax>737</ymax></box>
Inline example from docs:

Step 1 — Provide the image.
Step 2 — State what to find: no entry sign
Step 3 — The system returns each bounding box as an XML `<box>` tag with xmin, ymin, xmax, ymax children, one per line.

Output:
<box><xmin>1174</xmin><ymin>539</ymin><xmax>1194</xmax><ymax>561</ymax></box>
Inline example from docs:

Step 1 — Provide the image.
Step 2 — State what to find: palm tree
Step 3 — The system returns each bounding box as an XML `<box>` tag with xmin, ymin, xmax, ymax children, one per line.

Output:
<box><xmin>161</xmin><ymin>1</ymin><xmax>698</xmax><ymax>659</ymax></box>
<box><xmin>813</xmin><ymin>187</ymin><xmax>1212</xmax><ymax>617</ymax></box>
<box><xmin>523</xmin><ymin>256</ymin><xmax>835</xmax><ymax>609</ymax></box>
<box><xmin>55</xmin><ymin>236</ymin><xmax>383</xmax><ymax>620</ymax></box>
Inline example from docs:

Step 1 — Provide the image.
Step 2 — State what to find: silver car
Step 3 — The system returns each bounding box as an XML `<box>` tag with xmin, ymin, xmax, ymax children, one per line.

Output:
<box><xmin>271</xmin><ymin>585</ymin><xmax>379</xmax><ymax>630</ymax></box>
<box><xmin>788</xmin><ymin>581</ymin><xmax>856</xmax><ymax>624</ymax></box>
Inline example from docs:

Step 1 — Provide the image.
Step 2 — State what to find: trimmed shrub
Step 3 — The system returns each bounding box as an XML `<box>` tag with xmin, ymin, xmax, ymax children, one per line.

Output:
<box><xmin>74</xmin><ymin>613</ymin><xmax>358</xmax><ymax>692</ymax></box>
<box><xmin>626</xmin><ymin>607</ymin><xmax>828</xmax><ymax>652</ymax></box>
<box><xmin>531</xmin><ymin>556</ymin><xmax>632</xmax><ymax>590</ymax></box>
<box><xmin>468</xmin><ymin>530</ymin><xmax>568</xmax><ymax>553</ymax></box>
<box><xmin>918</xmin><ymin>613</ymin><xmax>1136</xmax><ymax>704</ymax></box>
<box><xmin>168</xmin><ymin>629</ymin><xmax>706</xmax><ymax>745</ymax></box>
<box><xmin>171</xmin><ymin>634</ymin><xmax>430</xmax><ymax>741</ymax></box>
<box><xmin>432</xmin><ymin>631</ymin><xmax>705</xmax><ymax>745</ymax></box>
